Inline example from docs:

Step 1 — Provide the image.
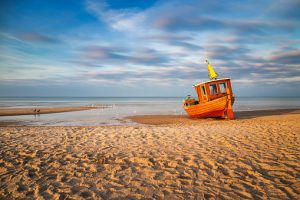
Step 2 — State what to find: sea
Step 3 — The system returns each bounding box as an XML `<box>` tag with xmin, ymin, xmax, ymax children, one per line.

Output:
<box><xmin>0</xmin><ymin>97</ymin><xmax>299</xmax><ymax>126</ymax></box>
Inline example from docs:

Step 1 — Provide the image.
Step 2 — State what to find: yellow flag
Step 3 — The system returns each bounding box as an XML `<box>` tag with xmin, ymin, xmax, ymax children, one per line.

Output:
<box><xmin>206</xmin><ymin>60</ymin><xmax>218</xmax><ymax>80</ymax></box>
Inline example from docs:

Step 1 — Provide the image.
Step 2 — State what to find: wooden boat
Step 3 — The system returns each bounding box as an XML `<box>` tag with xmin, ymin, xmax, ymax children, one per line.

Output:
<box><xmin>183</xmin><ymin>60</ymin><xmax>235</xmax><ymax>119</ymax></box>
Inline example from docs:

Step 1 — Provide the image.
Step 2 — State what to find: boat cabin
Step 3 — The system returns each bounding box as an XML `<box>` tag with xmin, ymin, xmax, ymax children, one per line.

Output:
<box><xmin>193</xmin><ymin>78</ymin><xmax>233</xmax><ymax>103</ymax></box>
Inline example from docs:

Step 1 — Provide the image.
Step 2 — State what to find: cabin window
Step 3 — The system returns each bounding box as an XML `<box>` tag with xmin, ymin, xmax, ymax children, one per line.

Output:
<box><xmin>201</xmin><ymin>86</ymin><xmax>206</xmax><ymax>95</ymax></box>
<box><xmin>209</xmin><ymin>84</ymin><xmax>218</xmax><ymax>95</ymax></box>
<box><xmin>220</xmin><ymin>82</ymin><xmax>227</xmax><ymax>93</ymax></box>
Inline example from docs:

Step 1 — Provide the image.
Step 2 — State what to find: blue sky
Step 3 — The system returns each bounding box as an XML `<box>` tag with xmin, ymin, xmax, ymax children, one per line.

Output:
<box><xmin>0</xmin><ymin>0</ymin><xmax>299</xmax><ymax>97</ymax></box>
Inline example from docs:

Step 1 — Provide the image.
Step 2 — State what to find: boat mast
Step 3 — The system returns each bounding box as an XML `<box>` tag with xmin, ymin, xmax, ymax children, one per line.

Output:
<box><xmin>206</xmin><ymin>60</ymin><xmax>218</xmax><ymax>80</ymax></box>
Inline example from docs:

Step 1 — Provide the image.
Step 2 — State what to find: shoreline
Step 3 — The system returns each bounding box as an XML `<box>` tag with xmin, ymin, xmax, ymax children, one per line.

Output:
<box><xmin>0</xmin><ymin>108</ymin><xmax>299</xmax><ymax>127</ymax></box>
<box><xmin>0</xmin><ymin>105</ymin><xmax>107</xmax><ymax>116</ymax></box>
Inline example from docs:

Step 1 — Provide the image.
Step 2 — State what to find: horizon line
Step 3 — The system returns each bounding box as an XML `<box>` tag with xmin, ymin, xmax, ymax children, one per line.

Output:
<box><xmin>0</xmin><ymin>96</ymin><xmax>300</xmax><ymax>98</ymax></box>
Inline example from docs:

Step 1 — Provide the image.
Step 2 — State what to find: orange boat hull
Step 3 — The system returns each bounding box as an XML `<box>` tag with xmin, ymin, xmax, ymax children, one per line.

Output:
<box><xmin>183</xmin><ymin>95</ymin><xmax>234</xmax><ymax>119</ymax></box>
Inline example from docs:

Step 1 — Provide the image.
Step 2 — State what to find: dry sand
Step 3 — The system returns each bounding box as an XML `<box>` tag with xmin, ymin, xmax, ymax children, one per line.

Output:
<box><xmin>0</xmin><ymin>111</ymin><xmax>300</xmax><ymax>199</ymax></box>
<box><xmin>0</xmin><ymin>106</ymin><xmax>102</xmax><ymax>116</ymax></box>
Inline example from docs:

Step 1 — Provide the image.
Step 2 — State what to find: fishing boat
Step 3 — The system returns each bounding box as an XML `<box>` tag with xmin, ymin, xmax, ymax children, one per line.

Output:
<box><xmin>183</xmin><ymin>60</ymin><xmax>235</xmax><ymax>119</ymax></box>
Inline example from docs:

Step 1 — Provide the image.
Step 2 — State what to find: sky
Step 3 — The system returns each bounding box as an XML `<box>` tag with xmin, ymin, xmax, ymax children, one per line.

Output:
<box><xmin>0</xmin><ymin>0</ymin><xmax>299</xmax><ymax>97</ymax></box>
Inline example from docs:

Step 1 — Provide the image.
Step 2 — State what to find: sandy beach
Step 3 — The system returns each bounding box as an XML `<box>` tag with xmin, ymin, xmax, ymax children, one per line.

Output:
<box><xmin>0</xmin><ymin>110</ymin><xmax>299</xmax><ymax>199</ymax></box>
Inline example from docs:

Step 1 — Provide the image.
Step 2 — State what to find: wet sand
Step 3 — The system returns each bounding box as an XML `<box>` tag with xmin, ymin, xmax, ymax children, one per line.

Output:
<box><xmin>127</xmin><ymin>108</ymin><xmax>300</xmax><ymax>125</ymax></box>
<box><xmin>0</xmin><ymin>106</ymin><xmax>102</xmax><ymax>116</ymax></box>
<box><xmin>0</xmin><ymin>110</ymin><xmax>299</xmax><ymax>199</ymax></box>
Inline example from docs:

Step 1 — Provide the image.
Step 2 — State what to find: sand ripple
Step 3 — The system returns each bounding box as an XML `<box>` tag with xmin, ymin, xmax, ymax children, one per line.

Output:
<box><xmin>0</xmin><ymin>114</ymin><xmax>299</xmax><ymax>199</ymax></box>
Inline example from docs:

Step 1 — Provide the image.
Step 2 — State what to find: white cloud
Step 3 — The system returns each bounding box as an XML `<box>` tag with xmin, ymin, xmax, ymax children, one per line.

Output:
<box><xmin>85</xmin><ymin>0</ymin><xmax>145</xmax><ymax>31</ymax></box>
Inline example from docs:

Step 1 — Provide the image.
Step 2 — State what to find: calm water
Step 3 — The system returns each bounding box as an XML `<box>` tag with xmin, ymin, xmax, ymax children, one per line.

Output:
<box><xmin>0</xmin><ymin>97</ymin><xmax>299</xmax><ymax>126</ymax></box>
